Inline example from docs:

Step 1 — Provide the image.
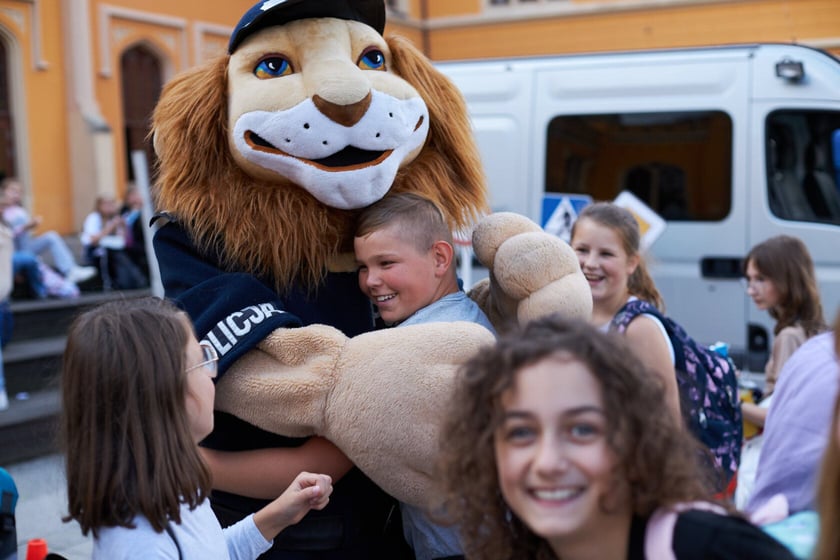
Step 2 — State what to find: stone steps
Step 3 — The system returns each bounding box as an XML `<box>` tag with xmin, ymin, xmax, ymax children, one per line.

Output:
<box><xmin>0</xmin><ymin>289</ymin><xmax>151</xmax><ymax>465</ymax></box>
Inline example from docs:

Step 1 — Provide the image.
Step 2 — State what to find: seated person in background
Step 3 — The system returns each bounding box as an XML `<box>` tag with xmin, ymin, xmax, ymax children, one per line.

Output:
<box><xmin>0</xmin><ymin>223</ymin><xmax>12</xmax><ymax>410</ymax></box>
<box><xmin>81</xmin><ymin>195</ymin><xmax>148</xmax><ymax>290</ymax></box>
<box><xmin>353</xmin><ymin>192</ymin><xmax>495</xmax><ymax>560</ymax></box>
<box><xmin>746</xmin><ymin>325</ymin><xmax>840</xmax><ymax>515</ymax></box>
<box><xmin>120</xmin><ymin>185</ymin><xmax>149</xmax><ymax>277</ymax></box>
<box><xmin>438</xmin><ymin>315</ymin><xmax>795</xmax><ymax>560</ymax></box>
<box><xmin>0</xmin><ymin>178</ymin><xmax>95</xmax><ymax>284</ymax></box>
<box><xmin>10</xmin><ymin>250</ymin><xmax>45</xmax><ymax>300</ymax></box>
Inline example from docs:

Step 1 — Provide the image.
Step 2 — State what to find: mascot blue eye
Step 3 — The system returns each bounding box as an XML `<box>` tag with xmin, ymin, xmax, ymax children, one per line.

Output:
<box><xmin>358</xmin><ymin>49</ymin><xmax>386</xmax><ymax>71</ymax></box>
<box><xmin>255</xmin><ymin>57</ymin><xmax>293</xmax><ymax>79</ymax></box>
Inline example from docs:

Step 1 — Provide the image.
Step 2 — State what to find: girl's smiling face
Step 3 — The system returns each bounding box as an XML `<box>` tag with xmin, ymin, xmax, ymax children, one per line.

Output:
<box><xmin>571</xmin><ymin>218</ymin><xmax>638</xmax><ymax>308</ymax></box>
<box><xmin>494</xmin><ymin>356</ymin><xmax>629</xmax><ymax>555</ymax></box>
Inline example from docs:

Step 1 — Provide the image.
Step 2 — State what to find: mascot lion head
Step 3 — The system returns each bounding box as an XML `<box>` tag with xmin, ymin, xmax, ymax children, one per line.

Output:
<box><xmin>152</xmin><ymin>0</ymin><xmax>487</xmax><ymax>291</ymax></box>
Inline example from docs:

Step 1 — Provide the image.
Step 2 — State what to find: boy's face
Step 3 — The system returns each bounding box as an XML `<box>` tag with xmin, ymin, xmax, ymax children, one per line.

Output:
<box><xmin>354</xmin><ymin>224</ymin><xmax>448</xmax><ymax>325</ymax></box>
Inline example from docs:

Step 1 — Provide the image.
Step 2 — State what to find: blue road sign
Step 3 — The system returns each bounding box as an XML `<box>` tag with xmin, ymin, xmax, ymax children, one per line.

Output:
<box><xmin>542</xmin><ymin>193</ymin><xmax>593</xmax><ymax>242</ymax></box>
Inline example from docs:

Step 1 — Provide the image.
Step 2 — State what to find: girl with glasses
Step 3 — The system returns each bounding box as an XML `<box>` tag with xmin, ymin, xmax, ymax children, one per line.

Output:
<box><xmin>60</xmin><ymin>296</ymin><xmax>333</xmax><ymax>559</ymax></box>
<box><xmin>736</xmin><ymin>236</ymin><xmax>828</xmax><ymax>508</ymax></box>
<box><xmin>742</xmin><ymin>235</ymin><xmax>827</xmax><ymax>424</ymax></box>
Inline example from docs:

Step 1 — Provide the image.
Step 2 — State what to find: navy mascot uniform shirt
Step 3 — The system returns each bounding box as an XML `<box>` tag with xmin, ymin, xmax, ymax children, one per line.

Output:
<box><xmin>154</xmin><ymin>218</ymin><xmax>401</xmax><ymax>559</ymax></box>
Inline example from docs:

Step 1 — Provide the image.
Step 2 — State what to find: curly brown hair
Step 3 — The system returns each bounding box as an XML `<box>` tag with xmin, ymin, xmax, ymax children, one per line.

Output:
<box><xmin>438</xmin><ymin>314</ymin><xmax>718</xmax><ymax>559</ymax></box>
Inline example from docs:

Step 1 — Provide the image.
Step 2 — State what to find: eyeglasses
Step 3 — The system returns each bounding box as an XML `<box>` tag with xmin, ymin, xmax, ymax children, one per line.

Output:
<box><xmin>185</xmin><ymin>342</ymin><xmax>218</xmax><ymax>378</ymax></box>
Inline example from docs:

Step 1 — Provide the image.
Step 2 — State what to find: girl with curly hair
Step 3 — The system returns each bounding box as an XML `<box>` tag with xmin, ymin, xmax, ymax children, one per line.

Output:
<box><xmin>439</xmin><ymin>315</ymin><xmax>795</xmax><ymax>560</ymax></box>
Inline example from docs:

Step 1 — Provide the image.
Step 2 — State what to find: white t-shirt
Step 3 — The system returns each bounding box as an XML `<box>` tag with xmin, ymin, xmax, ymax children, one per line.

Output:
<box><xmin>93</xmin><ymin>499</ymin><xmax>271</xmax><ymax>560</ymax></box>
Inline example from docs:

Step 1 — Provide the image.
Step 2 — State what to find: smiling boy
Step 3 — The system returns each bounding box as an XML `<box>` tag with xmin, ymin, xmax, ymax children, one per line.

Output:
<box><xmin>354</xmin><ymin>193</ymin><xmax>494</xmax><ymax>332</ymax></box>
<box><xmin>354</xmin><ymin>192</ymin><xmax>494</xmax><ymax>560</ymax></box>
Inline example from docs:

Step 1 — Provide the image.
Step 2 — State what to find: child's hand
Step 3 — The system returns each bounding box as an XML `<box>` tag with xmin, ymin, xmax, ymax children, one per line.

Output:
<box><xmin>253</xmin><ymin>471</ymin><xmax>333</xmax><ymax>541</ymax></box>
<box><xmin>287</xmin><ymin>471</ymin><xmax>333</xmax><ymax>516</ymax></box>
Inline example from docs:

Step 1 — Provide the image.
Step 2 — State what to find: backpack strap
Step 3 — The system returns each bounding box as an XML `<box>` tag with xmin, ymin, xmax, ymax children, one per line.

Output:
<box><xmin>165</xmin><ymin>521</ymin><xmax>184</xmax><ymax>560</ymax></box>
<box><xmin>644</xmin><ymin>501</ymin><xmax>727</xmax><ymax>560</ymax></box>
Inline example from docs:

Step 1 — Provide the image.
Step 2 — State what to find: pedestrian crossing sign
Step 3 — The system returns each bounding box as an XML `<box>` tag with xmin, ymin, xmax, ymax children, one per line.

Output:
<box><xmin>542</xmin><ymin>193</ymin><xmax>592</xmax><ymax>242</ymax></box>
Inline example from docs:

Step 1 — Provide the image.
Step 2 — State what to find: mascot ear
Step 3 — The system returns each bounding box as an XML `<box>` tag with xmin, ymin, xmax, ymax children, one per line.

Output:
<box><xmin>387</xmin><ymin>36</ymin><xmax>488</xmax><ymax>228</ymax></box>
<box><xmin>152</xmin><ymin>56</ymin><xmax>232</xmax><ymax>189</ymax></box>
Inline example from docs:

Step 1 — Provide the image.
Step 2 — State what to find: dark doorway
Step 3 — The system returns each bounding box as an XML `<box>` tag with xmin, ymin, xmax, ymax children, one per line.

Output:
<box><xmin>0</xmin><ymin>40</ymin><xmax>16</xmax><ymax>180</ymax></box>
<box><xmin>120</xmin><ymin>44</ymin><xmax>163</xmax><ymax>182</ymax></box>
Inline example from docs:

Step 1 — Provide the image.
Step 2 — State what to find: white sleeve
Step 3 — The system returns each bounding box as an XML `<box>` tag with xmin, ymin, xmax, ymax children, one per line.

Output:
<box><xmin>80</xmin><ymin>212</ymin><xmax>102</xmax><ymax>246</ymax></box>
<box><xmin>223</xmin><ymin>513</ymin><xmax>273</xmax><ymax>560</ymax></box>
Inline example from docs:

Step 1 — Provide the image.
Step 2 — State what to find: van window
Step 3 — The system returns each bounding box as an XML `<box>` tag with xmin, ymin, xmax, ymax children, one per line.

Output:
<box><xmin>545</xmin><ymin>111</ymin><xmax>732</xmax><ymax>221</ymax></box>
<box><xmin>766</xmin><ymin>110</ymin><xmax>840</xmax><ymax>225</ymax></box>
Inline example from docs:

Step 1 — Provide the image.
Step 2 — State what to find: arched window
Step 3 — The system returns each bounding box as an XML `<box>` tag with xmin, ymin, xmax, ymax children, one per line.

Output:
<box><xmin>120</xmin><ymin>44</ymin><xmax>163</xmax><ymax>182</ymax></box>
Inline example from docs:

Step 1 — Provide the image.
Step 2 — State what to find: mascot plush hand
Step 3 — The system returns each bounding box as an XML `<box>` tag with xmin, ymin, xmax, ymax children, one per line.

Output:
<box><xmin>152</xmin><ymin>0</ymin><xmax>590</xmax><ymax>529</ymax></box>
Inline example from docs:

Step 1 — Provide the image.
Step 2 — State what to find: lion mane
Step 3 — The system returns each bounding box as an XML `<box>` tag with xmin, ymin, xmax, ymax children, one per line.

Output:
<box><xmin>152</xmin><ymin>35</ymin><xmax>487</xmax><ymax>292</ymax></box>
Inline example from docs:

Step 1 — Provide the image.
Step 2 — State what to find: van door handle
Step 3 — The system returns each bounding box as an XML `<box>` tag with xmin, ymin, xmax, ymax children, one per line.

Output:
<box><xmin>700</xmin><ymin>257</ymin><xmax>743</xmax><ymax>279</ymax></box>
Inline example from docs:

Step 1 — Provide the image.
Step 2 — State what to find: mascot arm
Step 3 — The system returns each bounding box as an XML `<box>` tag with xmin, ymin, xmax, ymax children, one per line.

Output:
<box><xmin>215</xmin><ymin>321</ymin><xmax>496</xmax><ymax>509</ymax></box>
<box><xmin>154</xmin><ymin>221</ymin><xmax>301</xmax><ymax>373</ymax></box>
<box><xmin>469</xmin><ymin>212</ymin><xmax>593</xmax><ymax>332</ymax></box>
<box><xmin>155</xmin><ymin>221</ymin><xmax>358</xmax><ymax>498</ymax></box>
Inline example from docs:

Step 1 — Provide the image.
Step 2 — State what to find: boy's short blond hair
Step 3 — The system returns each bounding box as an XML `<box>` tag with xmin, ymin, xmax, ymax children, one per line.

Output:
<box><xmin>355</xmin><ymin>193</ymin><xmax>453</xmax><ymax>253</ymax></box>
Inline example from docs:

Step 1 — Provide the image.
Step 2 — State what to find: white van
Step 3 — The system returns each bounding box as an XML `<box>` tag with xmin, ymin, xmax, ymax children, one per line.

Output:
<box><xmin>437</xmin><ymin>43</ymin><xmax>840</xmax><ymax>372</ymax></box>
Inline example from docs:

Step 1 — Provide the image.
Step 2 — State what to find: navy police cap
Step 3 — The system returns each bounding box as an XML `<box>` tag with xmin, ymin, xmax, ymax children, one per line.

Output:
<box><xmin>229</xmin><ymin>0</ymin><xmax>386</xmax><ymax>54</ymax></box>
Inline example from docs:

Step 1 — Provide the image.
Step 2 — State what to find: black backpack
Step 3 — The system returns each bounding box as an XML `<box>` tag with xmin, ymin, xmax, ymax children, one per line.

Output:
<box><xmin>610</xmin><ymin>300</ymin><xmax>742</xmax><ymax>483</ymax></box>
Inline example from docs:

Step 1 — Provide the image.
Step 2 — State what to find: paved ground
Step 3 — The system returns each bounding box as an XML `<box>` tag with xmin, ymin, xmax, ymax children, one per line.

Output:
<box><xmin>6</xmin><ymin>453</ymin><xmax>93</xmax><ymax>559</ymax></box>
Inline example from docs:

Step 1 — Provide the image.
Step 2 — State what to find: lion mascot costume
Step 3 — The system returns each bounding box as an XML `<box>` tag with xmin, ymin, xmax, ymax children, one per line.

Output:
<box><xmin>151</xmin><ymin>0</ymin><xmax>590</xmax><ymax>557</ymax></box>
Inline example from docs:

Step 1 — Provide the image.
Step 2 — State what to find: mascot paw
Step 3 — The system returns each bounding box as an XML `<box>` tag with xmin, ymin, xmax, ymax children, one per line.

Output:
<box><xmin>471</xmin><ymin>212</ymin><xmax>592</xmax><ymax>327</ymax></box>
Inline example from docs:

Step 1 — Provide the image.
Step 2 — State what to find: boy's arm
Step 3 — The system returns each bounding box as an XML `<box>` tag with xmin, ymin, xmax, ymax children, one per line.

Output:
<box><xmin>200</xmin><ymin>437</ymin><xmax>353</xmax><ymax>500</ymax></box>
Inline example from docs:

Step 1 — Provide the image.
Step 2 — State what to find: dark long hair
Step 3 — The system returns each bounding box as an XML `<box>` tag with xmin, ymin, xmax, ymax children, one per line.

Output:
<box><xmin>61</xmin><ymin>297</ymin><xmax>212</xmax><ymax>537</ymax></box>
